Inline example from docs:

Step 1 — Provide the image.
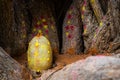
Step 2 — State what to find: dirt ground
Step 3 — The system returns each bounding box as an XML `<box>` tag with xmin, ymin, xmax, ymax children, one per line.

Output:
<box><xmin>14</xmin><ymin>48</ymin><xmax>112</xmax><ymax>72</ymax></box>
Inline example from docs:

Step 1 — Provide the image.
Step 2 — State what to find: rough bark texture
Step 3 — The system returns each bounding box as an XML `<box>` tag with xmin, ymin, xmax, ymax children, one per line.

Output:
<box><xmin>40</xmin><ymin>56</ymin><xmax>120</xmax><ymax>80</ymax></box>
<box><xmin>62</xmin><ymin>1</ymin><xmax>84</xmax><ymax>54</ymax></box>
<box><xmin>62</xmin><ymin>0</ymin><xmax>120</xmax><ymax>54</ymax></box>
<box><xmin>0</xmin><ymin>0</ymin><xmax>14</xmax><ymax>55</ymax></box>
<box><xmin>12</xmin><ymin>0</ymin><xmax>31</xmax><ymax>55</ymax></box>
<box><xmin>77</xmin><ymin>0</ymin><xmax>120</xmax><ymax>53</ymax></box>
<box><xmin>78</xmin><ymin>0</ymin><xmax>98</xmax><ymax>53</ymax></box>
<box><xmin>0</xmin><ymin>0</ymin><xmax>30</xmax><ymax>56</ymax></box>
<box><xmin>90</xmin><ymin>0</ymin><xmax>120</xmax><ymax>53</ymax></box>
<box><xmin>0</xmin><ymin>47</ymin><xmax>30</xmax><ymax>80</ymax></box>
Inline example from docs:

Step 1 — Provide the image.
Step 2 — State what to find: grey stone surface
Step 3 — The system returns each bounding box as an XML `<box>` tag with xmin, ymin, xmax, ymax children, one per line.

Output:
<box><xmin>0</xmin><ymin>47</ymin><xmax>30</xmax><ymax>80</ymax></box>
<box><xmin>40</xmin><ymin>56</ymin><xmax>120</xmax><ymax>80</ymax></box>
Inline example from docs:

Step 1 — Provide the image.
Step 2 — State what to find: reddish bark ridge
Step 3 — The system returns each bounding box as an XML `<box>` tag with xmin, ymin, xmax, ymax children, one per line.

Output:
<box><xmin>76</xmin><ymin>0</ymin><xmax>120</xmax><ymax>54</ymax></box>
<box><xmin>62</xmin><ymin>1</ymin><xmax>84</xmax><ymax>54</ymax></box>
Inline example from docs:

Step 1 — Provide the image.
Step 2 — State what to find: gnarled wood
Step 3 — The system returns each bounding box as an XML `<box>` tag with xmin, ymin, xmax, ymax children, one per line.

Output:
<box><xmin>0</xmin><ymin>47</ymin><xmax>31</xmax><ymax>80</ymax></box>
<box><xmin>62</xmin><ymin>0</ymin><xmax>84</xmax><ymax>54</ymax></box>
<box><xmin>91</xmin><ymin>0</ymin><xmax>120</xmax><ymax>53</ymax></box>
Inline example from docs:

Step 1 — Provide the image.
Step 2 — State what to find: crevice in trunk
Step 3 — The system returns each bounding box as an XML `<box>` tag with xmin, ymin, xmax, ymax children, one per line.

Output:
<box><xmin>55</xmin><ymin>0</ymin><xmax>73</xmax><ymax>53</ymax></box>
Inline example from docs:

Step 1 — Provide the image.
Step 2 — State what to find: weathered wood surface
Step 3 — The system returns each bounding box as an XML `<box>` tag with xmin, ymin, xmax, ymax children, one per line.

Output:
<box><xmin>77</xmin><ymin>0</ymin><xmax>120</xmax><ymax>53</ymax></box>
<box><xmin>0</xmin><ymin>0</ymin><xmax>30</xmax><ymax>56</ymax></box>
<box><xmin>62</xmin><ymin>1</ymin><xmax>84</xmax><ymax>54</ymax></box>
<box><xmin>77</xmin><ymin>0</ymin><xmax>98</xmax><ymax>53</ymax></box>
<box><xmin>0</xmin><ymin>47</ymin><xmax>31</xmax><ymax>80</ymax></box>
<box><xmin>90</xmin><ymin>0</ymin><xmax>120</xmax><ymax>53</ymax></box>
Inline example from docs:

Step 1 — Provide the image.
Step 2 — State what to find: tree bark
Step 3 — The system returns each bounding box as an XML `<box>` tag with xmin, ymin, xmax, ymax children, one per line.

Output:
<box><xmin>90</xmin><ymin>0</ymin><xmax>120</xmax><ymax>53</ymax></box>
<box><xmin>77</xmin><ymin>0</ymin><xmax>120</xmax><ymax>53</ymax></box>
<box><xmin>0</xmin><ymin>0</ymin><xmax>14</xmax><ymax>55</ymax></box>
<box><xmin>62</xmin><ymin>0</ymin><xmax>84</xmax><ymax>54</ymax></box>
<box><xmin>0</xmin><ymin>0</ymin><xmax>31</xmax><ymax>56</ymax></box>
<box><xmin>0</xmin><ymin>47</ymin><xmax>31</xmax><ymax>80</ymax></box>
<box><xmin>62</xmin><ymin>0</ymin><xmax>120</xmax><ymax>54</ymax></box>
<box><xmin>78</xmin><ymin>0</ymin><xmax>98</xmax><ymax>53</ymax></box>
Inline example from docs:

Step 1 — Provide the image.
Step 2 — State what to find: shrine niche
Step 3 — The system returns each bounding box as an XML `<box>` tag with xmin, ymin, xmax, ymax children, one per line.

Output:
<box><xmin>0</xmin><ymin>0</ymin><xmax>120</xmax><ymax>80</ymax></box>
<box><xmin>29</xmin><ymin>0</ymin><xmax>59</xmax><ymax>54</ymax></box>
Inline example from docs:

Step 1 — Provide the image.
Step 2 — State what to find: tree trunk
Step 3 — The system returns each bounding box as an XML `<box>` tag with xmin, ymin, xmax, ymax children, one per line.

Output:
<box><xmin>0</xmin><ymin>47</ymin><xmax>30</xmax><ymax>80</ymax></box>
<box><xmin>62</xmin><ymin>0</ymin><xmax>84</xmax><ymax>54</ymax></box>
<box><xmin>75</xmin><ymin>0</ymin><xmax>97</xmax><ymax>53</ymax></box>
<box><xmin>0</xmin><ymin>0</ymin><xmax>31</xmax><ymax>56</ymax></box>
<box><xmin>0</xmin><ymin>0</ymin><xmax>14</xmax><ymax>55</ymax></box>
<box><xmin>89</xmin><ymin>0</ymin><xmax>120</xmax><ymax>53</ymax></box>
<box><xmin>76</xmin><ymin>0</ymin><xmax>119</xmax><ymax>53</ymax></box>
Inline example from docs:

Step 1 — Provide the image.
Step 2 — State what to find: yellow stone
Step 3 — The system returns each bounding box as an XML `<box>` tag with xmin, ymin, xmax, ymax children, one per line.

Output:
<box><xmin>82</xmin><ymin>6</ymin><xmax>85</xmax><ymax>11</ymax></box>
<box><xmin>40</xmin><ymin>58</ymin><xmax>43</xmax><ymax>61</ymax></box>
<box><xmin>41</xmin><ymin>45</ymin><xmax>45</xmax><ymax>48</ymax></box>
<box><xmin>81</xmin><ymin>15</ymin><xmax>84</xmax><ymax>19</ymax></box>
<box><xmin>47</xmin><ymin>58</ymin><xmax>50</xmax><ymax>61</ymax></box>
<box><xmin>27</xmin><ymin>35</ymin><xmax>52</xmax><ymax>72</ymax></box>
<box><xmin>45</xmin><ymin>35</ymin><xmax>48</xmax><ymax>38</ymax></box>
<box><xmin>38</xmin><ymin>30</ymin><xmax>42</xmax><ymax>34</ymax></box>
<box><xmin>66</xmin><ymin>32</ymin><xmax>69</xmax><ymax>36</ymax></box>
<box><xmin>67</xmin><ymin>20</ymin><xmax>71</xmax><ymax>24</ymax></box>
<box><xmin>94</xmin><ymin>33</ymin><xmax>96</xmax><ymax>38</ymax></box>
<box><xmin>36</xmin><ymin>70</ymin><xmax>40</xmax><ymax>72</ymax></box>
<box><xmin>48</xmin><ymin>51</ymin><xmax>50</xmax><ymax>53</ymax></box>
<box><xmin>51</xmin><ymin>25</ymin><xmax>55</xmax><ymax>31</ymax></box>
<box><xmin>42</xmin><ymin>19</ymin><xmax>46</xmax><ymax>22</ymax></box>
<box><xmin>34</xmin><ymin>51</ymin><xmax>38</xmax><ymax>56</ymax></box>
<box><xmin>44</xmin><ymin>25</ymin><xmax>48</xmax><ymax>29</ymax></box>
<box><xmin>48</xmin><ymin>42</ymin><xmax>50</xmax><ymax>45</ymax></box>
<box><xmin>84</xmin><ymin>29</ymin><xmax>87</xmax><ymax>34</ymax></box>
<box><xmin>91</xmin><ymin>0</ymin><xmax>95</xmax><ymax>3</ymax></box>
<box><xmin>99</xmin><ymin>22</ymin><xmax>103</xmax><ymax>27</ymax></box>
<box><xmin>69</xmin><ymin>10</ymin><xmax>72</xmax><ymax>14</ymax></box>
<box><xmin>44</xmin><ymin>57</ymin><xmax>46</xmax><ymax>60</ymax></box>
<box><xmin>35</xmin><ymin>40</ymin><xmax>39</xmax><ymax>47</ymax></box>
<box><xmin>37</xmin><ymin>21</ymin><xmax>41</xmax><ymax>25</ymax></box>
